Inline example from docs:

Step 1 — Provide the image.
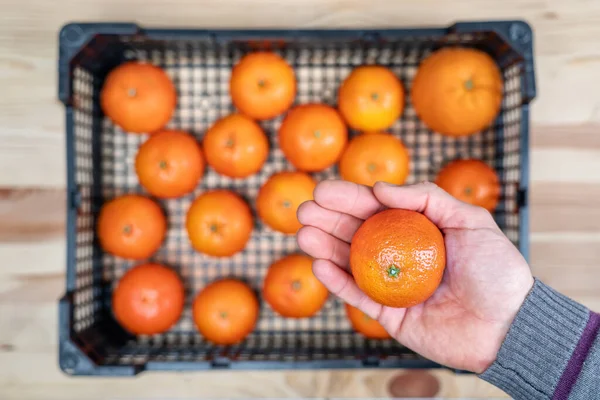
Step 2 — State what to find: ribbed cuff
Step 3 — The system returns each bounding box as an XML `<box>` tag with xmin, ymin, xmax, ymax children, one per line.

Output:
<box><xmin>479</xmin><ymin>279</ymin><xmax>589</xmax><ymax>399</ymax></box>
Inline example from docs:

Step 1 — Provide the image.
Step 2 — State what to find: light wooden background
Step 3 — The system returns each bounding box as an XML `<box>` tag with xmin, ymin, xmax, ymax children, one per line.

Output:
<box><xmin>1</xmin><ymin>0</ymin><xmax>600</xmax><ymax>398</ymax></box>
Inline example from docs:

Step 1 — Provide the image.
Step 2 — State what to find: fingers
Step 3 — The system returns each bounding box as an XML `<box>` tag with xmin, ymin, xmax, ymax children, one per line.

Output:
<box><xmin>297</xmin><ymin>200</ymin><xmax>363</xmax><ymax>243</ymax></box>
<box><xmin>297</xmin><ymin>226</ymin><xmax>350</xmax><ymax>269</ymax></box>
<box><xmin>313</xmin><ymin>259</ymin><xmax>408</xmax><ymax>340</ymax></box>
<box><xmin>313</xmin><ymin>180</ymin><xmax>383</xmax><ymax>220</ymax></box>
<box><xmin>312</xmin><ymin>259</ymin><xmax>383</xmax><ymax>319</ymax></box>
<box><xmin>372</xmin><ymin>181</ymin><xmax>496</xmax><ymax>230</ymax></box>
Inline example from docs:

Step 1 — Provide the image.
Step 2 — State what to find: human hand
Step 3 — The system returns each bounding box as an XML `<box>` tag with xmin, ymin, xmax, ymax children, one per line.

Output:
<box><xmin>297</xmin><ymin>180</ymin><xmax>534</xmax><ymax>373</ymax></box>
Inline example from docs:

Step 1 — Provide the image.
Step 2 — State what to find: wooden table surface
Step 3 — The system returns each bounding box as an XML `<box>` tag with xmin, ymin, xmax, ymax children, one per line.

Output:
<box><xmin>1</xmin><ymin>1</ymin><xmax>600</xmax><ymax>398</ymax></box>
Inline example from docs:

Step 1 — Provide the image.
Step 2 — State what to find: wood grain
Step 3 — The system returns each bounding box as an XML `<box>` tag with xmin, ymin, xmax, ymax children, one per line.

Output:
<box><xmin>1</xmin><ymin>0</ymin><xmax>600</xmax><ymax>398</ymax></box>
<box><xmin>0</xmin><ymin>364</ymin><xmax>505</xmax><ymax>399</ymax></box>
<box><xmin>532</xmin><ymin>124</ymin><xmax>600</xmax><ymax>149</ymax></box>
<box><xmin>531</xmin><ymin>182</ymin><xmax>600</xmax><ymax>233</ymax></box>
<box><xmin>0</xmin><ymin>189</ymin><xmax>65</xmax><ymax>242</ymax></box>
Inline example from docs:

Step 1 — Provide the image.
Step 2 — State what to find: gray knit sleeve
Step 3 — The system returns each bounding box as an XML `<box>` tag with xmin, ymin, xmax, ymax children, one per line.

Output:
<box><xmin>479</xmin><ymin>279</ymin><xmax>600</xmax><ymax>400</ymax></box>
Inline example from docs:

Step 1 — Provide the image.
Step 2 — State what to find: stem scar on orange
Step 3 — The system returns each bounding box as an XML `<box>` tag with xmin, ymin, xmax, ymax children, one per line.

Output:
<box><xmin>135</xmin><ymin>130</ymin><xmax>204</xmax><ymax>198</ymax></box>
<box><xmin>338</xmin><ymin>66</ymin><xmax>404</xmax><ymax>131</ymax></box>
<box><xmin>229</xmin><ymin>52</ymin><xmax>296</xmax><ymax>120</ymax></box>
<box><xmin>339</xmin><ymin>132</ymin><xmax>410</xmax><ymax>187</ymax></box>
<box><xmin>263</xmin><ymin>254</ymin><xmax>328</xmax><ymax>318</ymax></box>
<box><xmin>350</xmin><ymin>209</ymin><xmax>446</xmax><ymax>308</ymax></box>
<box><xmin>97</xmin><ymin>195</ymin><xmax>167</xmax><ymax>260</ymax></box>
<box><xmin>411</xmin><ymin>48</ymin><xmax>503</xmax><ymax>137</ymax></box>
<box><xmin>435</xmin><ymin>159</ymin><xmax>500</xmax><ymax>212</ymax></box>
<box><xmin>100</xmin><ymin>62</ymin><xmax>177</xmax><ymax>134</ymax></box>
<box><xmin>345</xmin><ymin>303</ymin><xmax>390</xmax><ymax>339</ymax></box>
<box><xmin>193</xmin><ymin>279</ymin><xmax>259</xmax><ymax>345</ymax></box>
<box><xmin>112</xmin><ymin>263</ymin><xmax>185</xmax><ymax>335</ymax></box>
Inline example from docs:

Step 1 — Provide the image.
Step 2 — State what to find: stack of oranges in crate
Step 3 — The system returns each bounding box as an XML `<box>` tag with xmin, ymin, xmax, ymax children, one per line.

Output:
<box><xmin>98</xmin><ymin>48</ymin><xmax>503</xmax><ymax>344</ymax></box>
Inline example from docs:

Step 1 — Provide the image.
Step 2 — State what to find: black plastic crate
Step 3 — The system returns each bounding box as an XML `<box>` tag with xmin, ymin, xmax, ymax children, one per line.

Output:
<box><xmin>58</xmin><ymin>21</ymin><xmax>535</xmax><ymax>375</ymax></box>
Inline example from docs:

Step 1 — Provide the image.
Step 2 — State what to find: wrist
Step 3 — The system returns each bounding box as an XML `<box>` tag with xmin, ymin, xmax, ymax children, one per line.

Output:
<box><xmin>475</xmin><ymin>276</ymin><xmax>535</xmax><ymax>374</ymax></box>
<box><xmin>479</xmin><ymin>279</ymin><xmax>591</xmax><ymax>398</ymax></box>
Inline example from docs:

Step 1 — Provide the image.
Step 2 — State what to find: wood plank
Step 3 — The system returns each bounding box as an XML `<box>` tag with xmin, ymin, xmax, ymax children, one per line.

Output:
<box><xmin>531</xmin><ymin>148</ymin><xmax>600</xmax><ymax>183</ymax></box>
<box><xmin>0</xmin><ymin>189</ymin><xmax>65</xmax><ymax>242</ymax></box>
<box><xmin>533</xmin><ymin>266</ymin><xmax>600</xmax><ymax>299</ymax></box>
<box><xmin>531</xmin><ymin>239</ymin><xmax>600</xmax><ymax>300</ymax></box>
<box><xmin>0</xmin><ymin>353</ymin><xmax>506</xmax><ymax>398</ymax></box>
<box><xmin>530</xmin><ymin>182</ymin><xmax>600</xmax><ymax>233</ymax></box>
<box><xmin>532</xmin><ymin>124</ymin><xmax>600</xmax><ymax>149</ymax></box>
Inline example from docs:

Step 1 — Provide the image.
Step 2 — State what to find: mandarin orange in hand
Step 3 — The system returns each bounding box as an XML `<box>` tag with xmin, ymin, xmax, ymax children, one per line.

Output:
<box><xmin>186</xmin><ymin>190</ymin><xmax>253</xmax><ymax>257</ymax></box>
<box><xmin>297</xmin><ymin>180</ymin><xmax>534</xmax><ymax>373</ymax></box>
<box><xmin>412</xmin><ymin>48</ymin><xmax>503</xmax><ymax>136</ymax></box>
<box><xmin>278</xmin><ymin>104</ymin><xmax>347</xmax><ymax>172</ymax></box>
<box><xmin>350</xmin><ymin>209</ymin><xmax>446</xmax><ymax>308</ymax></box>
<box><xmin>339</xmin><ymin>132</ymin><xmax>410</xmax><ymax>187</ymax></box>
<box><xmin>100</xmin><ymin>62</ymin><xmax>177</xmax><ymax>133</ymax></box>
<box><xmin>338</xmin><ymin>66</ymin><xmax>404</xmax><ymax>131</ymax></box>
<box><xmin>193</xmin><ymin>279</ymin><xmax>259</xmax><ymax>345</ymax></box>
<box><xmin>345</xmin><ymin>303</ymin><xmax>390</xmax><ymax>339</ymax></box>
<box><xmin>257</xmin><ymin>172</ymin><xmax>316</xmax><ymax>234</ymax></box>
<box><xmin>263</xmin><ymin>254</ymin><xmax>328</xmax><ymax>318</ymax></box>
<box><xmin>436</xmin><ymin>159</ymin><xmax>500</xmax><ymax>212</ymax></box>
<box><xmin>230</xmin><ymin>52</ymin><xmax>296</xmax><ymax>120</ymax></box>
<box><xmin>97</xmin><ymin>195</ymin><xmax>166</xmax><ymax>260</ymax></box>
<box><xmin>203</xmin><ymin>114</ymin><xmax>269</xmax><ymax>178</ymax></box>
<box><xmin>112</xmin><ymin>263</ymin><xmax>184</xmax><ymax>335</ymax></box>
<box><xmin>135</xmin><ymin>130</ymin><xmax>204</xmax><ymax>198</ymax></box>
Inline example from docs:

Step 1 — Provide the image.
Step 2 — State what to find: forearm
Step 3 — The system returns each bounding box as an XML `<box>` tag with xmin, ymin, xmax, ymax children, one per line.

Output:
<box><xmin>480</xmin><ymin>279</ymin><xmax>600</xmax><ymax>399</ymax></box>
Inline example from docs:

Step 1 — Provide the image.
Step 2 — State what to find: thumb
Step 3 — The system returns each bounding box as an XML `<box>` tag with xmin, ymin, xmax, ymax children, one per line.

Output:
<box><xmin>372</xmin><ymin>181</ymin><xmax>496</xmax><ymax>230</ymax></box>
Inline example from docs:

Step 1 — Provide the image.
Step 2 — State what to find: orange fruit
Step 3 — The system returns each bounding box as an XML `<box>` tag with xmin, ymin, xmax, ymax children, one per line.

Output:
<box><xmin>112</xmin><ymin>263</ymin><xmax>184</xmax><ymax>335</ymax></box>
<box><xmin>97</xmin><ymin>195</ymin><xmax>166</xmax><ymax>260</ymax></box>
<box><xmin>339</xmin><ymin>132</ymin><xmax>410</xmax><ymax>187</ymax></box>
<box><xmin>435</xmin><ymin>159</ymin><xmax>500</xmax><ymax>212</ymax></box>
<box><xmin>100</xmin><ymin>62</ymin><xmax>177</xmax><ymax>134</ymax></box>
<box><xmin>135</xmin><ymin>130</ymin><xmax>204</xmax><ymax>198</ymax></box>
<box><xmin>256</xmin><ymin>172</ymin><xmax>316</xmax><ymax>234</ymax></box>
<box><xmin>230</xmin><ymin>52</ymin><xmax>296</xmax><ymax>120</ymax></box>
<box><xmin>350</xmin><ymin>209</ymin><xmax>446</xmax><ymax>308</ymax></box>
<box><xmin>263</xmin><ymin>254</ymin><xmax>328</xmax><ymax>318</ymax></box>
<box><xmin>345</xmin><ymin>303</ymin><xmax>390</xmax><ymax>339</ymax></box>
<box><xmin>338</xmin><ymin>66</ymin><xmax>404</xmax><ymax>131</ymax></box>
<box><xmin>411</xmin><ymin>48</ymin><xmax>503</xmax><ymax>137</ymax></box>
<box><xmin>278</xmin><ymin>104</ymin><xmax>348</xmax><ymax>172</ymax></box>
<box><xmin>203</xmin><ymin>114</ymin><xmax>269</xmax><ymax>178</ymax></box>
<box><xmin>193</xmin><ymin>279</ymin><xmax>259</xmax><ymax>345</ymax></box>
<box><xmin>186</xmin><ymin>190</ymin><xmax>253</xmax><ymax>257</ymax></box>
